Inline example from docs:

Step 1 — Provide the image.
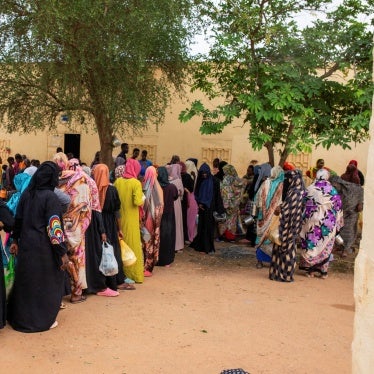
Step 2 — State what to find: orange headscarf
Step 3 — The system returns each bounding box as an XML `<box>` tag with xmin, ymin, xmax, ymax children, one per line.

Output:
<box><xmin>92</xmin><ymin>164</ymin><xmax>110</xmax><ymax>210</ymax></box>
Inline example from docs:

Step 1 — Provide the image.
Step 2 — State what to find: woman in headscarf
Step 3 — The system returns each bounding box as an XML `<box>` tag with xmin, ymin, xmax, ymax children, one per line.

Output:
<box><xmin>215</xmin><ymin>160</ymin><xmax>228</xmax><ymax>181</ymax></box>
<box><xmin>185</xmin><ymin>159</ymin><xmax>198</xmax><ymax>186</ymax></box>
<box><xmin>330</xmin><ymin>175</ymin><xmax>363</xmax><ymax>258</ymax></box>
<box><xmin>189</xmin><ymin>163</ymin><xmax>225</xmax><ymax>254</ymax></box>
<box><xmin>0</xmin><ymin>200</ymin><xmax>14</xmax><ymax>329</ymax></box>
<box><xmin>220</xmin><ymin>164</ymin><xmax>244</xmax><ymax>241</ymax></box>
<box><xmin>157</xmin><ymin>167</ymin><xmax>178</xmax><ymax>266</ymax></box>
<box><xmin>269</xmin><ymin>170</ymin><xmax>305</xmax><ymax>282</ymax></box>
<box><xmin>142</xmin><ymin>166</ymin><xmax>164</xmax><ymax>276</ymax></box>
<box><xmin>348</xmin><ymin>160</ymin><xmax>364</xmax><ymax>186</ymax></box>
<box><xmin>114</xmin><ymin>158</ymin><xmax>145</xmax><ymax>283</ymax></box>
<box><xmin>166</xmin><ymin>163</ymin><xmax>184</xmax><ymax>252</ymax></box>
<box><xmin>341</xmin><ymin>163</ymin><xmax>360</xmax><ymax>185</ymax></box>
<box><xmin>8</xmin><ymin>162</ymin><xmax>68</xmax><ymax>332</ymax></box>
<box><xmin>299</xmin><ymin>169</ymin><xmax>343</xmax><ymax>279</ymax></box>
<box><xmin>53</xmin><ymin>153</ymin><xmax>97</xmax><ymax>303</ymax></box>
<box><xmin>179</xmin><ymin>161</ymin><xmax>196</xmax><ymax>244</ymax></box>
<box><xmin>254</xmin><ymin>165</ymin><xmax>284</xmax><ymax>268</ymax></box>
<box><xmin>92</xmin><ymin>164</ymin><xmax>134</xmax><ymax>290</ymax></box>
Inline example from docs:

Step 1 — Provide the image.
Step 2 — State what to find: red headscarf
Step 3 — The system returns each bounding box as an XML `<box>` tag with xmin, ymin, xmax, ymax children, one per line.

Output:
<box><xmin>124</xmin><ymin>158</ymin><xmax>141</xmax><ymax>179</ymax></box>
<box><xmin>349</xmin><ymin>160</ymin><xmax>358</xmax><ymax>167</ymax></box>
<box><xmin>341</xmin><ymin>164</ymin><xmax>360</xmax><ymax>185</ymax></box>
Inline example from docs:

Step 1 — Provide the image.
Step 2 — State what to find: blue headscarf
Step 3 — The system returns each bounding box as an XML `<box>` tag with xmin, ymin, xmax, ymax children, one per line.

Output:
<box><xmin>194</xmin><ymin>163</ymin><xmax>214</xmax><ymax>208</ymax></box>
<box><xmin>6</xmin><ymin>173</ymin><xmax>32</xmax><ymax>215</ymax></box>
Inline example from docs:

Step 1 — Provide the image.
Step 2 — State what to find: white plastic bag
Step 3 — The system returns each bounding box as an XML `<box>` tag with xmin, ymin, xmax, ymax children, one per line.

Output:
<box><xmin>99</xmin><ymin>241</ymin><xmax>119</xmax><ymax>276</ymax></box>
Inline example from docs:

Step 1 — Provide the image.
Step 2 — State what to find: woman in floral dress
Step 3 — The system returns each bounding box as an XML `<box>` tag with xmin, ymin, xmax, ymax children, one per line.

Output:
<box><xmin>299</xmin><ymin>169</ymin><xmax>343</xmax><ymax>279</ymax></box>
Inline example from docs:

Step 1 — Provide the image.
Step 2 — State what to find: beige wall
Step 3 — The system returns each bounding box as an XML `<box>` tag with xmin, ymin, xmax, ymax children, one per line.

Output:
<box><xmin>352</xmin><ymin>51</ymin><xmax>373</xmax><ymax>373</ymax></box>
<box><xmin>0</xmin><ymin>87</ymin><xmax>369</xmax><ymax>178</ymax></box>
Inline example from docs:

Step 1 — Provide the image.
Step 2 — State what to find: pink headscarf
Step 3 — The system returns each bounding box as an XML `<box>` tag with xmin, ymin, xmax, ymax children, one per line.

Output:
<box><xmin>124</xmin><ymin>158</ymin><xmax>141</xmax><ymax>179</ymax></box>
<box><xmin>166</xmin><ymin>163</ymin><xmax>181</xmax><ymax>180</ymax></box>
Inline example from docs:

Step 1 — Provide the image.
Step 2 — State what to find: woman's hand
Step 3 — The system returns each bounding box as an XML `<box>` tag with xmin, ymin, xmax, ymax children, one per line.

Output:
<box><xmin>118</xmin><ymin>230</ymin><xmax>124</xmax><ymax>240</ymax></box>
<box><xmin>61</xmin><ymin>253</ymin><xmax>69</xmax><ymax>270</ymax></box>
<box><xmin>274</xmin><ymin>205</ymin><xmax>281</xmax><ymax>216</ymax></box>
<box><xmin>101</xmin><ymin>233</ymin><xmax>107</xmax><ymax>242</ymax></box>
<box><xmin>10</xmin><ymin>242</ymin><xmax>18</xmax><ymax>255</ymax></box>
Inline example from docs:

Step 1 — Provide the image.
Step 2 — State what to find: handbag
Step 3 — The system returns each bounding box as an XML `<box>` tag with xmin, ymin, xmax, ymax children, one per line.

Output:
<box><xmin>99</xmin><ymin>241</ymin><xmax>119</xmax><ymax>276</ymax></box>
<box><xmin>267</xmin><ymin>214</ymin><xmax>281</xmax><ymax>246</ymax></box>
<box><xmin>119</xmin><ymin>238</ymin><xmax>137</xmax><ymax>267</ymax></box>
<box><xmin>4</xmin><ymin>253</ymin><xmax>15</xmax><ymax>298</ymax></box>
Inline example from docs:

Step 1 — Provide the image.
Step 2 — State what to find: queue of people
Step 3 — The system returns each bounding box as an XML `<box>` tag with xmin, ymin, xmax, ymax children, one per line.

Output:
<box><xmin>0</xmin><ymin>151</ymin><xmax>365</xmax><ymax>332</ymax></box>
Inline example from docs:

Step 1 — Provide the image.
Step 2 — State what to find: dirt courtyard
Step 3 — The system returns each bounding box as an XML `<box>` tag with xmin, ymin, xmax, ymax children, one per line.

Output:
<box><xmin>1</xmin><ymin>244</ymin><xmax>354</xmax><ymax>374</ymax></box>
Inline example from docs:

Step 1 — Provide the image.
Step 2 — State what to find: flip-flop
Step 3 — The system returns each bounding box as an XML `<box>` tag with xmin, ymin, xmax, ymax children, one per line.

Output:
<box><xmin>60</xmin><ymin>302</ymin><xmax>67</xmax><ymax>309</ymax></box>
<box><xmin>117</xmin><ymin>283</ymin><xmax>136</xmax><ymax>290</ymax></box>
<box><xmin>50</xmin><ymin>321</ymin><xmax>58</xmax><ymax>329</ymax></box>
<box><xmin>70</xmin><ymin>295</ymin><xmax>87</xmax><ymax>304</ymax></box>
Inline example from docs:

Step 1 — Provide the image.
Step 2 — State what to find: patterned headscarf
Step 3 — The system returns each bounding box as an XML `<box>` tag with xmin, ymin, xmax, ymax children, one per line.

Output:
<box><xmin>124</xmin><ymin>158</ymin><xmax>141</xmax><ymax>179</ymax></box>
<box><xmin>316</xmin><ymin>168</ymin><xmax>330</xmax><ymax>181</ymax></box>
<box><xmin>115</xmin><ymin>165</ymin><xmax>126</xmax><ymax>179</ymax></box>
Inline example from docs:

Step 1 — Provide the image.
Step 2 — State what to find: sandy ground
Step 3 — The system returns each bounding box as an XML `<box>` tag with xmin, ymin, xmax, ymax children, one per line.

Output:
<box><xmin>1</xmin><ymin>244</ymin><xmax>354</xmax><ymax>374</ymax></box>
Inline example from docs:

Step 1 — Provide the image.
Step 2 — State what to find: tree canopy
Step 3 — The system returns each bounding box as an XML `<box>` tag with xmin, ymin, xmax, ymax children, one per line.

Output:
<box><xmin>179</xmin><ymin>0</ymin><xmax>373</xmax><ymax>166</ymax></box>
<box><xmin>0</xmin><ymin>0</ymin><xmax>201</xmax><ymax>166</ymax></box>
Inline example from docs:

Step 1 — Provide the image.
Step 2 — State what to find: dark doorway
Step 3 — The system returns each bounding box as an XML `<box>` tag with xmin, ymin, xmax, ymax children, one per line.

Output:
<box><xmin>64</xmin><ymin>134</ymin><xmax>81</xmax><ymax>160</ymax></box>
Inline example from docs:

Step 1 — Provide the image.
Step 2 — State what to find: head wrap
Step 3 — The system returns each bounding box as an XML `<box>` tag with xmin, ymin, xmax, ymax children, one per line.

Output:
<box><xmin>167</xmin><ymin>163</ymin><xmax>181</xmax><ymax>180</ymax></box>
<box><xmin>53</xmin><ymin>152</ymin><xmax>69</xmax><ymax>171</ymax></box>
<box><xmin>157</xmin><ymin>167</ymin><xmax>170</xmax><ymax>187</ymax></box>
<box><xmin>341</xmin><ymin>164</ymin><xmax>360</xmax><ymax>185</ymax></box>
<box><xmin>194</xmin><ymin>163</ymin><xmax>214</xmax><ymax>208</ymax></box>
<box><xmin>28</xmin><ymin>161</ymin><xmax>59</xmax><ymax>196</ymax></box>
<box><xmin>254</xmin><ymin>163</ymin><xmax>272</xmax><ymax>192</ymax></box>
<box><xmin>115</xmin><ymin>157</ymin><xmax>126</xmax><ymax>167</ymax></box>
<box><xmin>124</xmin><ymin>158</ymin><xmax>141</xmax><ymax>179</ymax></box>
<box><xmin>349</xmin><ymin>160</ymin><xmax>358</xmax><ymax>167</ymax></box>
<box><xmin>68</xmin><ymin>158</ymin><xmax>81</xmax><ymax>171</ymax></box>
<box><xmin>316</xmin><ymin>168</ymin><xmax>330</xmax><ymax>181</ymax></box>
<box><xmin>92</xmin><ymin>164</ymin><xmax>110</xmax><ymax>210</ymax></box>
<box><xmin>115</xmin><ymin>165</ymin><xmax>126</xmax><ymax>180</ymax></box>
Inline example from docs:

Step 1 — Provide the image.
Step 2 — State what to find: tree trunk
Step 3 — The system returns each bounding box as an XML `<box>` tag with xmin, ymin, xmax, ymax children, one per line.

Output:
<box><xmin>265</xmin><ymin>142</ymin><xmax>275</xmax><ymax>167</ymax></box>
<box><xmin>95</xmin><ymin>114</ymin><xmax>115</xmax><ymax>170</ymax></box>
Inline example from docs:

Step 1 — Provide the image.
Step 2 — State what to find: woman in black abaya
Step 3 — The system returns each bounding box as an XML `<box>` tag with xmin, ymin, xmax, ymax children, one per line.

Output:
<box><xmin>8</xmin><ymin>162</ymin><xmax>68</xmax><ymax>332</ymax></box>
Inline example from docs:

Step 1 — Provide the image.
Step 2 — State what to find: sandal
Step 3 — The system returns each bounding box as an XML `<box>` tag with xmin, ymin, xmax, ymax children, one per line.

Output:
<box><xmin>117</xmin><ymin>283</ymin><xmax>136</xmax><ymax>291</ymax></box>
<box><xmin>306</xmin><ymin>272</ymin><xmax>314</xmax><ymax>278</ymax></box>
<box><xmin>70</xmin><ymin>295</ymin><xmax>87</xmax><ymax>304</ymax></box>
<box><xmin>97</xmin><ymin>288</ymin><xmax>120</xmax><ymax>297</ymax></box>
<box><xmin>50</xmin><ymin>321</ymin><xmax>59</xmax><ymax>329</ymax></box>
<box><xmin>256</xmin><ymin>261</ymin><xmax>263</xmax><ymax>269</ymax></box>
<box><xmin>60</xmin><ymin>302</ymin><xmax>67</xmax><ymax>310</ymax></box>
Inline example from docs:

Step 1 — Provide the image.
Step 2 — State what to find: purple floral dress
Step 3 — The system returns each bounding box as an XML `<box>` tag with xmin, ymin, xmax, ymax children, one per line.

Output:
<box><xmin>299</xmin><ymin>179</ymin><xmax>343</xmax><ymax>275</ymax></box>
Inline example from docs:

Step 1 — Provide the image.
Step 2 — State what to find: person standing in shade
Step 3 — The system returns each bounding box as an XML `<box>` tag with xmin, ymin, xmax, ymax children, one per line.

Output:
<box><xmin>157</xmin><ymin>167</ymin><xmax>178</xmax><ymax>266</ymax></box>
<box><xmin>142</xmin><ymin>166</ymin><xmax>164</xmax><ymax>276</ymax></box>
<box><xmin>189</xmin><ymin>163</ymin><xmax>225</xmax><ymax>254</ymax></box>
<box><xmin>8</xmin><ymin>162</ymin><xmax>68</xmax><ymax>332</ymax></box>
<box><xmin>269</xmin><ymin>170</ymin><xmax>305</xmax><ymax>282</ymax></box>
